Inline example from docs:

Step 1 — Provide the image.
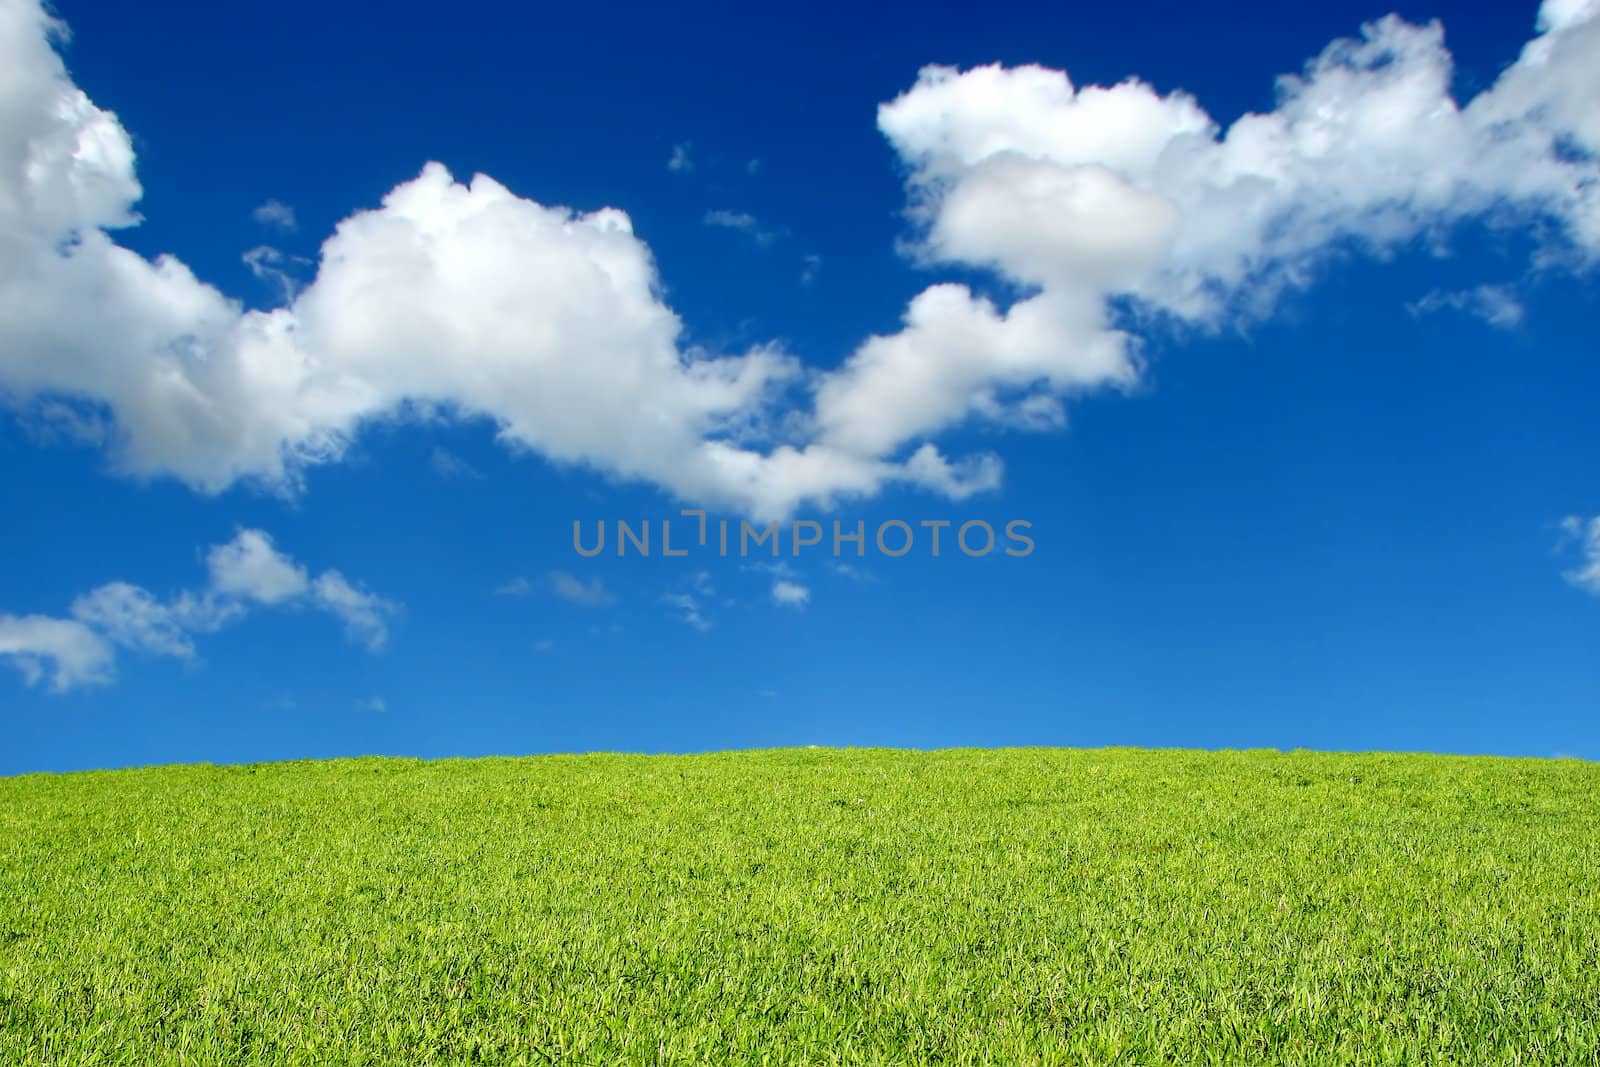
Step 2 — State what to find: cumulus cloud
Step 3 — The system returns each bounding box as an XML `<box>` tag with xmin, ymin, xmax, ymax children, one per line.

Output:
<box><xmin>1560</xmin><ymin>515</ymin><xmax>1600</xmax><ymax>594</ymax></box>
<box><xmin>851</xmin><ymin>4</ymin><xmax>1600</xmax><ymax>463</ymax></box>
<box><xmin>0</xmin><ymin>615</ymin><xmax>114</xmax><ymax>692</ymax></box>
<box><xmin>69</xmin><ymin>581</ymin><xmax>197</xmax><ymax>659</ymax></box>
<box><xmin>1</xmin><ymin>0</ymin><xmax>1596</xmax><ymax>521</ymax></box>
<box><xmin>0</xmin><ymin>529</ymin><xmax>395</xmax><ymax>692</ymax></box>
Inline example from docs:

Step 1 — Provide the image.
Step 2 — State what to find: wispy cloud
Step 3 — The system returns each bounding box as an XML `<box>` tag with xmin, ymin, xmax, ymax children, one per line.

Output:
<box><xmin>667</xmin><ymin>142</ymin><xmax>694</xmax><ymax>173</ymax></box>
<box><xmin>428</xmin><ymin>446</ymin><xmax>482</xmax><ymax>481</ymax></box>
<box><xmin>1408</xmin><ymin>285</ymin><xmax>1525</xmax><ymax>330</ymax></box>
<box><xmin>550</xmin><ymin>571</ymin><xmax>617</xmax><ymax>607</ymax></box>
<box><xmin>703</xmin><ymin>209</ymin><xmax>780</xmax><ymax>248</ymax></box>
<box><xmin>241</xmin><ymin>245</ymin><xmax>311</xmax><ymax>303</ymax></box>
<box><xmin>1559</xmin><ymin>516</ymin><xmax>1600</xmax><ymax>595</ymax></box>
<box><xmin>663</xmin><ymin>592</ymin><xmax>712</xmax><ymax>632</ymax></box>
<box><xmin>1</xmin><ymin>529</ymin><xmax>397</xmax><ymax>692</ymax></box>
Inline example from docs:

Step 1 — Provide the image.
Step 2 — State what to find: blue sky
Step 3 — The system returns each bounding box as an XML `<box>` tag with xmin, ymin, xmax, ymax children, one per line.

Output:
<box><xmin>1</xmin><ymin>0</ymin><xmax>1597</xmax><ymax>774</ymax></box>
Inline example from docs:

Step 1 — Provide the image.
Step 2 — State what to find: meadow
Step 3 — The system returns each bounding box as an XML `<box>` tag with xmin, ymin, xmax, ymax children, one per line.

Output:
<box><xmin>1</xmin><ymin>747</ymin><xmax>1597</xmax><ymax>1065</ymax></box>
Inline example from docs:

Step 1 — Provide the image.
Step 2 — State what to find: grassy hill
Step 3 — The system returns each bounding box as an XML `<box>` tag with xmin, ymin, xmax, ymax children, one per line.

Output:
<box><xmin>2</xmin><ymin>748</ymin><xmax>1598</xmax><ymax>1065</ymax></box>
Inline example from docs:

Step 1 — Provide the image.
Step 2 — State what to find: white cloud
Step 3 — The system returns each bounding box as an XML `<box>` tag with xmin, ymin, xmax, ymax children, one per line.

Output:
<box><xmin>206</xmin><ymin>528</ymin><xmax>310</xmax><ymax>605</ymax></box>
<box><xmin>1409</xmin><ymin>285</ymin><xmax>1526</xmax><ymax>329</ymax></box>
<box><xmin>801</xmin><ymin>254</ymin><xmax>821</xmax><ymax>286</ymax></box>
<box><xmin>252</xmin><ymin>199</ymin><xmax>297</xmax><ymax>231</ymax></box>
<box><xmin>704</xmin><ymin>209</ymin><xmax>780</xmax><ymax>247</ymax></box>
<box><xmin>70</xmin><ymin>581</ymin><xmax>196</xmax><ymax>659</ymax></box>
<box><xmin>747</xmin><ymin>158</ymin><xmax>762</xmax><ymax>176</ymax></box>
<box><xmin>1</xmin><ymin>0</ymin><xmax>1597</xmax><ymax>522</ymax></box>
<box><xmin>1</xmin><ymin>528</ymin><xmax>395</xmax><ymax>692</ymax></box>
<box><xmin>311</xmin><ymin>571</ymin><xmax>396</xmax><ymax>651</ymax></box>
<box><xmin>1560</xmin><ymin>515</ymin><xmax>1600</xmax><ymax>594</ymax></box>
<box><xmin>667</xmin><ymin>142</ymin><xmax>693</xmax><ymax>173</ymax></box>
<box><xmin>842</xmin><ymin>5</ymin><xmax>1600</xmax><ymax>467</ymax></box>
<box><xmin>0</xmin><ymin>614</ymin><xmax>115</xmax><ymax>691</ymax></box>
<box><xmin>772</xmin><ymin>580</ymin><xmax>810</xmax><ymax>607</ymax></box>
<box><xmin>355</xmin><ymin>695</ymin><xmax>386</xmax><ymax>712</ymax></box>
<box><xmin>495</xmin><ymin>576</ymin><xmax>534</xmax><ymax>597</ymax></box>
<box><xmin>549</xmin><ymin>571</ymin><xmax>617</xmax><ymax>607</ymax></box>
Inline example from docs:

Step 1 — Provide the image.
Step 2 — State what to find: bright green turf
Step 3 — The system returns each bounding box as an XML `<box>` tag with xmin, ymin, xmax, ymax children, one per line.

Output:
<box><xmin>2</xmin><ymin>748</ymin><xmax>1598</xmax><ymax>1065</ymax></box>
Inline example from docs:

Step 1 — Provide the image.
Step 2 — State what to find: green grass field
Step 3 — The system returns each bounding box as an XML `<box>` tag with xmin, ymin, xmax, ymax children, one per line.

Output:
<box><xmin>2</xmin><ymin>748</ymin><xmax>1598</xmax><ymax>1065</ymax></box>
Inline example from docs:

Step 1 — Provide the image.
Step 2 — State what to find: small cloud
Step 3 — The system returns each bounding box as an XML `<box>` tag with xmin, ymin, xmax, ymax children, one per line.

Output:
<box><xmin>252</xmin><ymin>198</ymin><xmax>297</xmax><ymax>231</ymax></box>
<box><xmin>662</xmin><ymin>592</ymin><xmax>712</xmax><ymax>632</ymax></box>
<box><xmin>550</xmin><ymin>570</ymin><xmax>617</xmax><ymax>607</ymax></box>
<box><xmin>0</xmin><ymin>614</ymin><xmax>115</xmax><ymax>692</ymax></box>
<box><xmin>355</xmin><ymin>696</ymin><xmax>386</xmax><ymax>712</ymax></box>
<box><xmin>703</xmin><ymin>209</ymin><xmax>780</xmax><ymax>248</ymax></box>
<box><xmin>772</xmin><ymin>580</ymin><xmax>810</xmax><ymax>608</ymax></box>
<box><xmin>746</xmin><ymin>560</ymin><xmax>797</xmax><ymax>579</ymax></box>
<box><xmin>533</xmin><ymin>638</ymin><xmax>555</xmax><ymax>653</ymax></box>
<box><xmin>828</xmin><ymin>561</ymin><xmax>873</xmax><ymax>583</ymax></box>
<box><xmin>496</xmin><ymin>576</ymin><xmax>535</xmax><ymax>597</ymax></box>
<box><xmin>428</xmin><ymin>446</ymin><xmax>481</xmax><ymax>481</ymax></box>
<box><xmin>801</xmin><ymin>254</ymin><xmax>822</xmax><ymax>285</ymax></box>
<box><xmin>1408</xmin><ymin>285</ymin><xmax>1524</xmax><ymax>330</ymax></box>
<box><xmin>747</xmin><ymin>158</ymin><xmax>763</xmax><ymax>176</ymax></box>
<box><xmin>1558</xmin><ymin>515</ymin><xmax>1600</xmax><ymax>595</ymax></box>
<box><xmin>312</xmin><ymin>571</ymin><xmax>398</xmax><ymax>652</ymax></box>
<box><xmin>242</xmin><ymin>245</ymin><xmax>311</xmax><ymax>303</ymax></box>
<box><xmin>667</xmin><ymin>142</ymin><xmax>694</xmax><ymax>173</ymax></box>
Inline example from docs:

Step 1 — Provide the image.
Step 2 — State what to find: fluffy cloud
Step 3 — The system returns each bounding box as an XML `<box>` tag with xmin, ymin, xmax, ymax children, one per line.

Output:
<box><xmin>206</xmin><ymin>528</ymin><xmax>311</xmax><ymax>605</ymax></box>
<box><xmin>69</xmin><ymin>582</ymin><xmax>197</xmax><ymax>659</ymax></box>
<box><xmin>850</xmin><ymin>3</ymin><xmax>1600</xmax><ymax>460</ymax></box>
<box><xmin>0</xmin><ymin>529</ymin><xmax>395</xmax><ymax>692</ymax></box>
<box><xmin>0</xmin><ymin>615</ymin><xmax>114</xmax><ymax>692</ymax></box>
<box><xmin>0</xmin><ymin>0</ymin><xmax>1595</xmax><ymax>521</ymax></box>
